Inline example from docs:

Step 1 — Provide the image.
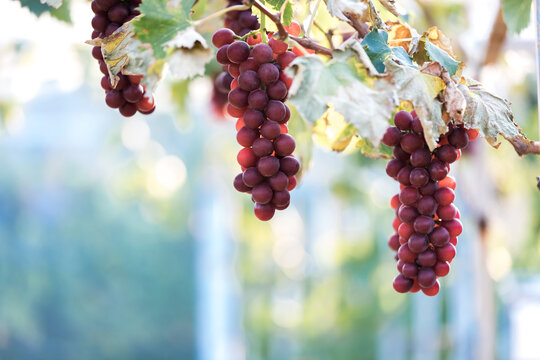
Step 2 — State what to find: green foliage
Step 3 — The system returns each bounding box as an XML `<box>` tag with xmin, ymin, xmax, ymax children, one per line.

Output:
<box><xmin>131</xmin><ymin>0</ymin><xmax>195</xmax><ymax>58</ymax></box>
<box><xmin>502</xmin><ymin>0</ymin><xmax>533</xmax><ymax>34</ymax></box>
<box><xmin>421</xmin><ymin>38</ymin><xmax>460</xmax><ymax>76</ymax></box>
<box><xmin>362</xmin><ymin>29</ymin><xmax>413</xmax><ymax>72</ymax></box>
<box><xmin>17</xmin><ymin>0</ymin><xmax>71</xmax><ymax>23</ymax></box>
<box><xmin>264</xmin><ymin>0</ymin><xmax>294</xmax><ymax>25</ymax></box>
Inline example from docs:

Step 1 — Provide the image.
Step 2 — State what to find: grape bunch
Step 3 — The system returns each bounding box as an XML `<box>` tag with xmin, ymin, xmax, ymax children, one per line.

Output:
<box><xmin>90</xmin><ymin>0</ymin><xmax>155</xmax><ymax>117</ymax></box>
<box><xmin>212</xmin><ymin>28</ymin><xmax>300</xmax><ymax>221</ymax></box>
<box><xmin>383</xmin><ymin>110</ymin><xmax>479</xmax><ymax>296</ymax></box>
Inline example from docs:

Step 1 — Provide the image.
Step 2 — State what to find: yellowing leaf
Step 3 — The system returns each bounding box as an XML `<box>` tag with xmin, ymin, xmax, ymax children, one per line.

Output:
<box><xmin>326</xmin><ymin>0</ymin><xmax>370</xmax><ymax>23</ymax></box>
<box><xmin>385</xmin><ymin>59</ymin><xmax>446</xmax><ymax>150</ymax></box>
<box><xmin>164</xmin><ymin>27</ymin><xmax>213</xmax><ymax>80</ymax></box>
<box><xmin>426</xmin><ymin>27</ymin><xmax>456</xmax><ymax>59</ymax></box>
<box><xmin>386</xmin><ymin>21</ymin><xmax>416</xmax><ymax>52</ymax></box>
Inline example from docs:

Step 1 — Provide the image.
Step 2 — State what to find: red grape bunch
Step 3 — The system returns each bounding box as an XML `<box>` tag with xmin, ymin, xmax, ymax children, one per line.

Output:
<box><xmin>383</xmin><ymin>110</ymin><xmax>479</xmax><ymax>296</ymax></box>
<box><xmin>90</xmin><ymin>0</ymin><xmax>155</xmax><ymax>117</ymax></box>
<box><xmin>212</xmin><ymin>28</ymin><xmax>300</xmax><ymax>221</ymax></box>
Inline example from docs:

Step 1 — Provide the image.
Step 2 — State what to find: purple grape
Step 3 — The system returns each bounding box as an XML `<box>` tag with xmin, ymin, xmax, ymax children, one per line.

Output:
<box><xmin>248</xmin><ymin>90</ymin><xmax>268</xmax><ymax>110</ymax></box>
<box><xmin>252</xmin><ymin>43</ymin><xmax>274</xmax><ymax>64</ymax></box>
<box><xmin>274</xmin><ymin>134</ymin><xmax>296</xmax><ymax>156</ymax></box>
<box><xmin>257</xmin><ymin>156</ymin><xmax>280</xmax><ymax>177</ymax></box>
<box><xmin>413</xmin><ymin>215</ymin><xmax>434</xmax><ymax>234</ymax></box>
<box><xmin>410</xmin><ymin>148</ymin><xmax>431</xmax><ymax>168</ymax></box>
<box><xmin>436</xmin><ymin>145</ymin><xmax>458</xmax><ymax>163</ymax></box>
<box><xmin>429</xmin><ymin>161</ymin><xmax>448</xmax><ymax>181</ymax></box>
<box><xmin>234</xmin><ymin>173</ymin><xmax>252</xmax><ymax>192</ymax></box>
<box><xmin>394</xmin><ymin>110</ymin><xmax>413</xmax><ymax>130</ymax></box>
<box><xmin>420</xmin><ymin>181</ymin><xmax>439</xmax><ymax>196</ymax></box>
<box><xmin>417</xmin><ymin>267</ymin><xmax>437</xmax><ymax>288</ymax></box>
<box><xmin>238</xmin><ymin>70</ymin><xmax>260</xmax><ymax>91</ymax></box>
<box><xmin>417</xmin><ymin>196</ymin><xmax>437</xmax><ymax>216</ymax></box>
<box><xmin>236</xmin><ymin>127</ymin><xmax>259</xmax><ymax>147</ymax></box>
<box><xmin>386</xmin><ymin>159</ymin><xmax>405</xmax><ymax>178</ymax></box>
<box><xmin>258</xmin><ymin>63</ymin><xmax>279</xmax><ymax>84</ymax></box>
<box><xmin>267</xmin><ymin>81</ymin><xmax>288</xmax><ymax>100</ymax></box>
<box><xmin>252</xmin><ymin>183</ymin><xmax>273</xmax><ymax>204</ymax></box>
<box><xmin>91</xmin><ymin>14</ymin><xmax>108</xmax><ymax>32</ymax></box>
<box><xmin>242</xmin><ymin>167</ymin><xmax>264</xmax><ymax>187</ymax></box>
<box><xmin>449</xmin><ymin>127</ymin><xmax>469</xmax><ymax>149</ymax></box>
<box><xmin>227</xmin><ymin>41</ymin><xmax>251</xmax><ymax>64</ymax></box>
<box><xmin>272</xmin><ymin>190</ymin><xmax>290</xmax><ymax>206</ymax></box>
<box><xmin>228</xmin><ymin>88</ymin><xmax>249</xmax><ymax>108</ymax></box>
<box><xmin>252</xmin><ymin>138</ymin><xmax>274</xmax><ymax>157</ymax></box>
<box><xmin>279</xmin><ymin>156</ymin><xmax>300</xmax><ymax>176</ymax></box>
<box><xmin>393</xmin><ymin>145</ymin><xmax>410</xmax><ymax>162</ymax></box>
<box><xmin>400</xmin><ymin>133</ymin><xmax>424</xmax><ymax>154</ymax></box>
<box><xmin>381</xmin><ymin>126</ymin><xmax>401</xmax><ymax>147</ymax></box>
<box><xmin>408</xmin><ymin>233</ymin><xmax>428</xmax><ymax>253</ymax></box>
<box><xmin>399</xmin><ymin>187</ymin><xmax>419</xmax><ymax>206</ymax></box>
<box><xmin>265</xmin><ymin>100</ymin><xmax>286</xmax><ymax>122</ymax></box>
<box><xmin>212</xmin><ymin>28</ymin><xmax>235</xmax><ymax>48</ymax></box>
<box><xmin>417</xmin><ymin>249</ymin><xmax>437</xmax><ymax>267</ymax></box>
<box><xmin>409</xmin><ymin>168</ymin><xmax>430</xmax><ymax>187</ymax></box>
<box><xmin>123</xmin><ymin>84</ymin><xmax>144</xmax><ymax>103</ymax></box>
<box><xmin>243</xmin><ymin>109</ymin><xmax>265</xmax><ymax>129</ymax></box>
<box><xmin>402</xmin><ymin>262</ymin><xmax>418</xmax><ymax>278</ymax></box>
<box><xmin>105</xmin><ymin>90</ymin><xmax>124</xmax><ymax>108</ymax></box>
<box><xmin>260</xmin><ymin>120</ymin><xmax>281</xmax><ymax>139</ymax></box>
<box><xmin>268</xmin><ymin>171</ymin><xmax>289</xmax><ymax>191</ymax></box>
<box><xmin>119</xmin><ymin>102</ymin><xmax>137</xmax><ymax>117</ymax></box>
<box><xmin>393</xmin><ymin>274</ymin><xmax>414</xmax><ymax>293</ymax></box>
<box><xmin>108</xmin><ymin>4</ymin><xmax>128</xmax><ymax>23</ymax></box>
<box><xmin>398</xmin><ymin>205</ymin><xmax>419</xmax><ymax>224</ymax></box>
<box><xmin>397</xmin><ymin>166</ymin><xmax>412</xmax><ymax>186</ymax></box>
<box><xmin>429</xmin><ymin>226</ymin><xmax>450</xmax><ymax>247</ymax></box>
<box><xmin>216</xmin><ymin>45</ymin><xmax>231</xmax><ymax>65</ymax></box>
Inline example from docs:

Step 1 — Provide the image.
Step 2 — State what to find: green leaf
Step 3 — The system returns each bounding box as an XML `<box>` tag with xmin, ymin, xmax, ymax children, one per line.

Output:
<box><xmin>391</xmin><ymin>47</ymin><xmax>413</xmax><ymax>67</ymax></box>
<box><xmin>17</xmin><ymin>0</ymin><xmax>71</xmax><ymax>23</ymax></box>
<box><xmin>502</xmin><ymin>0</ymin><xmax>533</xmax><ymax>34</ymax></box>
<box><xmin>131</xmin><ymin>0</ymin><xmax>194</xmax><ymax>59</ymax></box>
<box><xmin>458</xmin><ymin>79</ymin><xmax>526</xmax><ymax>147</ymax></box>
<box><xmin>423</xmin><ymin>39</ymin><xmax>459</xmax><ymax>76</ymax></box>
<box><xmin>282</xmin><ymin>2</ymin><xmax>293</xmax><ymax>26</ymax></box>
<box><xmin>384</xmin><ymin>59</ymin><xmax>446</xmax><ymax>150</ymax></box>
<box><xmin>362</xmin><ymin>29</ymin><xmax>391</xmax><ymax>73</ymax></box>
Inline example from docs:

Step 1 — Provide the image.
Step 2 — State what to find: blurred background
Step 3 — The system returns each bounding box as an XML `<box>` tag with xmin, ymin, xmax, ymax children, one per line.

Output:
<box><xmin>0</xmin><ymin>0</ymin><xmax>539</xmax><ymax>359</ymax></box>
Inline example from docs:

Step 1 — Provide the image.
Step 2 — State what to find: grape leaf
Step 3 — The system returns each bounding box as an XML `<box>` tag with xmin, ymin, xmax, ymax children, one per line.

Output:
<box><xmin>286</xmin><ymin>45</ymin><xmax>396</xmax><ymax>151</ymax></box>
<box><xmin>377</xmin><ymin>0</ymin><xmax>399</xmax><ymax>17</ymax></box>
<box><xmin>502</xmin><ymin>0</ymin><xmax>533</xmax><ymax>34</ymax></box>
<box><xmin>42</xmin><ymin>0</ymin><xmax>61</xmax><ymax>9</ymax></box>
<box><xmin>17</xmin><ymin>0</ymin><xmax>70</xmax><ymax>22</ymax></box>
<box><xmin>458</xmin><ymin>79</ymin><xmax>527</xmax><ymax>148</ymax></box>
<box><xmin>164</xmin><ymin>27</ymin><xmax>214</xmax><ymax>80</ymax></box>
<box><xmin>362</xmin><ymin>29</ymin><xmax>413</xmax><ymax>72</ymax></box>
<box><xmin>412</xmin><ymin>34</ymin><xmax>460</xmax><ymax>76</ymax></box>
<box><xmin>264</xmin><ymin>0</ymin><xmax>294</xmax><ymax>25</ymax></box>
<box><xmin>312</xmin><ymin>108</ymin><xmax>357</xmax><ymax>152</ymax></box>
<box><xmin>130</xmin><ymin>0</ymin><xmax>195</xmax><ymax>59</ymax></box>
<box><xmin>326</xmin><ymin>0</ymin><xmax>370</xmax><ymax>23</ymax></box>
<box><xmin>384</xmin><ymin>60</ymin><xmax>446</xmax><ymax>150</ymax></box>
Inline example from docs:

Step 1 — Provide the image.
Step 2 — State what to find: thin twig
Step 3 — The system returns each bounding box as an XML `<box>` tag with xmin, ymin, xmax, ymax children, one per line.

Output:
<box><xmin>345</xmin><ymin>14</ymin><xmax>370</xmax><ymax>38</ymax></box>
<box><xmin>306</xmin><ymin>0</ymin><xmax>321</xmax><ymax>37</ymax></box>
<box><xmin>510</xmin><ymin>139</ymin><xmax>540</xmax><ymax>156</ymax></box>
<box><xmin>192</xmin><ymin>4</ymin><xmax>249</xmax><ymax>26</ymax></box>
<box><xmin>249</xmin><ymin>0</ymin><xmax>288</xmax><ymax>40</ymax></box>
<box><xmin>314</xmin><ymin>21</ymin><xmax>334</xmax><ymax>49</ymax></box>
<box><xmin>289</xmin><ymin>35</ymin><xmax>333</xmax><ymax>57</ymax></box>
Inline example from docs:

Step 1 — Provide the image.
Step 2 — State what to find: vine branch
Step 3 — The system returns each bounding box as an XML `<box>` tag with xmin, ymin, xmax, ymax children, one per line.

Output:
<box><xmin>192</xmin><ymin>5</ymin><xmax>249</xmax><ymax>26</ymax></box>
<box><xmin>289</xmin><ymin>35</ymin><xmax>333</xmax><ymax>57</ymax></box>
<box><xmin>249</xmin><ymin>0</ymin><xmax>288</xmax><ymax>40</ymax></box>
<box><xmin>510</xmin><ymin>139</ymin><xmax>540</xmax><ymax>156</ymax></box>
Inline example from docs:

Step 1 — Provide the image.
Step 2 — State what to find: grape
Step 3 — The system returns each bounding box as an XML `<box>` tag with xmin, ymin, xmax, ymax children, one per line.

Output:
<box><xmin>283</xmin><ymin>106</ymin><xmax>291</xmax><ymax>123</ymax></box>
<box><xmin>287</xmin><ymin>176</ymin><xmax>297</xmax><ymax>191</ymax></box>
<box><xmin>119</xmin><ymin>102</ymin><xmax>137</xmax><ymax>117</ymax></box>
<box><xmin>410</xmin><ymin>148</ymin><xmax>431</xmax><ymax>168</ymax></box>
<box><xmin>399</xmin><ymin>186</ymin><xmax>419</xmax><ymax>206</ymax></box>
<box><xmin>91</xmin><ymin>0</ymin><xmax>104</xmax><ymax>13</ymax></box>
<box><xmin>92</xmin><ymin>46</ymin><xmax>103</xmax><ymax>60</ymax></box>
<box><xmin>265</xmin><ymin>100</ymin><xmax>286</xmax><ymax>122</ymax></box>
<box><xmin>402</xmin><ymin>262</ymin><xmax>418</xmax><ymax>279</ymax></box>
<box><xmin>400</xmin><ymin>133</ymin><xmax>424</xmax><ymax>153</ymax></box>
<box><xmin>237</xmin><ymin>148</ymin><xmax>258</xmax><ymax>168</ymax></box>
<box><xmin>238</xmin><ymin>70</ymin><xmax>260</xmax><ymax>91</ymax></box>
<box><xmin>390</xmin><ymin>194</ymin><xmax>401</xmax><ymax>210</ymax></box>
<box><xmin>269</xmin><ymin>37</ymin><xmax>288</xmax><ymax>55</ymax></box>
<box><xmin>272</xmin><ymin>190</ymin><xmax>290</xmax><ymax>207</ymax></box>
<box><xmin>268</xmin><ymin>171</ymin><xmax>289</xmax><ymax>191</ymax></box>
<box><xmin>413</xmin><ymin>215</ymin><xmax>434</xmax><ymax>234</ymax></box>
<box><xmin>437</xmin><ymin>204</ymin><xmax>457</xmax><ymax>221</ymax></box>
<box><xmin>258</xmin><ymin>63</ymin><xmax>279</xmax><ymax>84</ymax></box>
<box><xmin>396</xmin><ymin>166</ymin><xmax>412</xmax><ymax>186</ymax></box>
<box><xmin>434</xmin><ymin>261</ymin><xmax>450</xmax><ymax>277</ymax></box>
<box><xmin>430</xmin><ymin>226</ymin><xmax>450</xmax><ymax>247</ymax></box>
<box><xmin>212</xmin><ymin>28</ymin><xmax>235</xmax><ymax>47</ymax></box>
<box><xmin>252</xmin><ymin>138</ymin><xmax>274</xmax><ymax>157</ymax></box>
<box><xmin>91</xmin><ymin>14</ymin><xmax>108</xmax><ymax>32</ymax></box>
<box><xmin>248</xmin><ymin>90</ymin><xmax>268</xmax><ymax>110</ymax></box>
<box><xmin>417</xmin><ymin>196</ymin><xmax>437</xmax><ymax>216</ymax></box>
<box><xmin>236</xmin><ymin>127</ymin><xmax>259</xmax><ymax>147</ymax></box>
<box><xmin>243</xmin><ymin>109</ymin><xmax>265</xmax><ymax>129</ymax></box>
<box><xmin>227</xmin><ymin>41</ymin><xmax>251</xmax><ymax>64</ymax></box>
<box><xmin>267</xmin><ymin>81</ymin><xmax>288</xmax><ymax>100</ymax></box>
<box><xmin>397</xmin><ymin>260</ymin><xmax>405</xmax><ymax>272</ymax></box>
<box><xmin>108</xmin><ymin>4</ymin><xmax>128</xmax><ymax>23</ymax></box>
<box><xmin>216</xmin><ymin>45</ymin><xmax>231</xmax><ymax>64</ymax></box>
<box><xmin>393</xmin><ymin>145</ymin><xmax>410</xmax><ymax>162</ymax></box>
<box><xmin>252</xmin><ymin>43</ymin><xmax>274</xmax><ymax>64</ymax></box>
<box><xmin>277</xmin><ymin>51</ymin><xmax>297</xmax><ymax>68</ymax></box>
<box><xmin>441</xmin><ymin>219</ymin><xmax>463</xmax><ymax>238</ymax></box>
<box><xmin>257</xmin><ymin>156</ymin><xmax>280</xmax><ymax>177</ymax></box>
<box><xmin>435</xmin><ymin>243</ymin><xmax>456</xmax><ymax>262</ymax></box>
<box><xmin>115</xmin><ymin>75</ymin><xmax>129</xmax><ymax>91</ymax></box>
<box><xmin>105</xmin><ymin>90</ymin><xmax>124</xmax><ymax>108</ymax></box>
<box><xmin>228</xmin><ymin>64</ymin><xmax>240</xmax><ymax>77</ymax></box>
<box><xmin>215</xmin><ymin>72</ymin><xmax>233</xmax><ymax>93</ymax></box>
<box><xmin>434</xmin><ymin>187</ymin><xmax>455</xmax><ymax>206</ymax></box>
<box><xmin>398</xmin><ymin>223</ymin><xmax>414</xmax><ymax>240</ymax></box>
<box><xmin>394</xmin><ymin>110</ymin><xmax>413</xmax><ymax>130</ymax></box>
<box><xmin>398</xmin><ymin>205</ymin><xmax>419</xmax><ymax>224</ymax></box>
<box><xmin>235</xmin><ymin>173</ymin><xmax>252</xmax><ymax>192</ymax></box>
<box><xmin>238</xmin><ymin>11</ymin><xmax>258</xmax><ymax>28</ymax></box>
<box><xmin>417</xmin><ymin>249</ymin><xmax>437</xmax><ymax>267</ymax></box>
<box><xmin>100</xmin><ymin>76</ymin><xmax>111</xmax><ymax>91</ymax></box>
<box><xmin>96</xmin><ymin>0</ymin><xmax>115</xmax><ymax>11</ymax></box>
<box><xmin>419</xmin><ymin>181</ymin><xmax>439</xmax><ymax>196</ymax></box>
<box><xmin>260</xmin><ymin>120</ymin><xmax>281</xmax><ymax>139</ymax></box>
<box><xmin>408</xmin><ymin>233</ymin><xmax>428</xmax><ymax>253</ymax></box>
<box><xmin>422</xmin><ymin>281</ymin><xmax>440</xmax><ymax>296</ymax></box>
<box><xmin>449</xmin><ymin>127</ymin><xmax>469</xmax><ymax>149</ymax></box>
<box><xmin>439</xmin><ymin>176</ymin><xmax>456</xmax><ymax>190</ymax></box>
<box><xmin>397</xmin><ymin>244</ymin><xmax>417</xmax><ymax>263</ymax></box>
<box><xmin>254</xmin><ymin>203</ymin><xmax>275</xmax><ymax>221</ymax></box>
<box><xmin>227</xmin><ymin>104</ymin><xmax>245</xmax><ymax>118</ymax></box>
<box><xmin>242</xmin><ymin>167</ymin><xmax>264</xmax><ymax>187</ymax></box>
<box><xmin>388</xmin><ymin>234</ymin><xmax>400</xmax><ymax>251</ymax></box>
<box><xmin>429</xmin><ymin>161</ymin><xmax>448</xmax><ymax>181</ymax></box>
<box><xmin>381</xmin><ymin>126</ymin><xmax>401</xmax><ymax>146</ymax></box>
<box><xmin>411</xmin><ymin>117</ymin><xmax>423</xmax><ymax>134</ymax></box>
<box><xmin>123</xmin><ymin>84</ymin><xmax>144</xmax><ymax>103</ymax></box>
<box><xmin>279</xmin><ymin>156</ymin><xmax>300</xmax><ymax>176</ymax></box>
<box><xmin>137</xmin><ymin>94</ymin><xmax>155</xmax><ymax>112</ymax></box>
<box><xmin>228</xmin><ymin>88</ymin><xmax>249</xmax><ymax>108</ymax></box>
<box><xmin>274</xmin><ymin>134</ymin><xmax>296</xmax><ymax>156</ymax></box>
<box><xmin>252</xmin><ymin>183</ymin><xmax>273</xmax><ymax>204</ymax></box>
<box><xmin>417</xmin><ymin>268</ymin><xmax>437</xmax><ymax>288</ymax></box>
<box><xmin>239</xmin><ymin>58</ymin><xmax>259</xmax><ymax>73</ymax></box>
<box><xmin>436</xmin><ymin>144</ymin><xmax>458</xmax><ymax>163</ymax></box>
<box><xmin>409</xmin><ymin>168</ymin><xmax>429</xmax><ymax>187</ymax></box>
<box><xmin>393</xmin><ymin>274</ymin><xmax>414</xmax><ymax>293</ymax></box>
<box><xmin>386</xmin><ymin>159</ymin><xmax>405</xmax><ymax>178</ymax></box>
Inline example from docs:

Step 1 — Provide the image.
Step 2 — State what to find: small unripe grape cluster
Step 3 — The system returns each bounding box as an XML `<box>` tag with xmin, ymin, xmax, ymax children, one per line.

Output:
<box><xmin>90</xmin><ymin>0</ymin><xmax>155</xmax><ymax>117</ymax></box>
<box><xmin>383</xmin><ymin>110</ymin><xmax>478</xmax><ymax>296</ymax></box>
<box><xmin>212</xmin><ymin>28</ymin><xmax>300</xmax><ymax>221</ymax></box>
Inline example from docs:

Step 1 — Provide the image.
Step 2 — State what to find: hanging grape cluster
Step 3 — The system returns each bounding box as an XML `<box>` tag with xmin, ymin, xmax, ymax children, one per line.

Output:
<box><xmin>90</xmin><ymin>0</ymin><xmax>155</xmax><ymax>117</ymax></box>
<box><xmin>212</xmin><ymin>26</ymin><xmax>301</xmax><ymax>221</ymax></box>
<box><xmin>383</xmin><ymin>110</ymin><xmax>478</xmax><ymax>296</ymax></box>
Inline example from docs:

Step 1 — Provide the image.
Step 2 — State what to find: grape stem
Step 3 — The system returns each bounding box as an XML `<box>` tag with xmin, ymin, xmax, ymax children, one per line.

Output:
<box><xmin>247</xmin><ymin>0</ymin><xmax>333</xmax><ymax>57</ymax></box>
<box><xmin>510</xmin><ymin>139</ymin><xmax>540</xmax><ymax>156</ymax></box>
<box><xmin>306</xmin><ymin>0</ymin><xmax>321</xmax><ymax>37</ymax></box>
<box><xmin>192</xmin><ymin>4</ymin><xmax>250</xmax><ymax>26</ymax></box>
